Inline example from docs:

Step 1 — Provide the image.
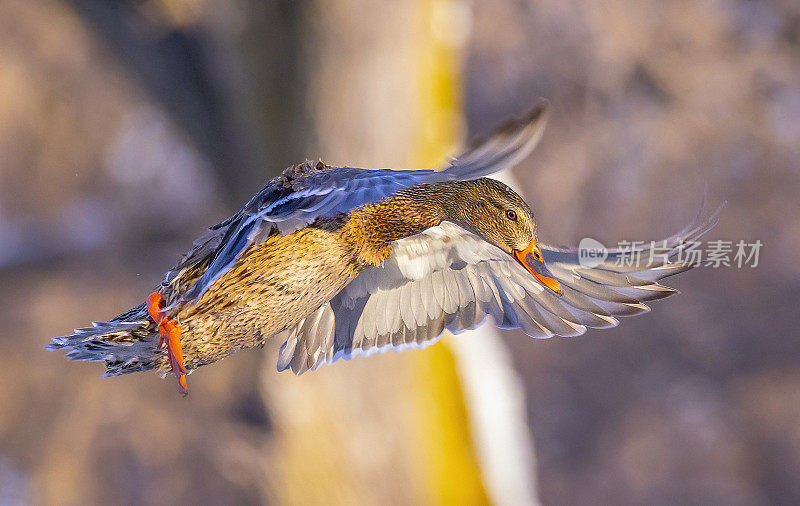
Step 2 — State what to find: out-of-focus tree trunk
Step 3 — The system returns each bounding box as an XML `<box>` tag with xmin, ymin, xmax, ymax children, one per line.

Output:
<box><xmin>257</xmin><ymin>1</ymin><xmax>492</xmax><ymax>504</ymax></box>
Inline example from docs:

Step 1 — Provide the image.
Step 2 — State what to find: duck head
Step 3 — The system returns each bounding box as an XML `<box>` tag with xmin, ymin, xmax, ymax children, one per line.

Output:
<box><xmin>445</xmin><ymin>178</ymin><xmax>562</xmax><ymax>295</ymax></box>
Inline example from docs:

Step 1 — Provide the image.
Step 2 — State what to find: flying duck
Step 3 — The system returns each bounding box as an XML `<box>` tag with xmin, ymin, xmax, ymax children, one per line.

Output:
<box><xmin>48</xmin><ymin>102</ymin><xmax>719</xmax><ymax>394</ymax></box>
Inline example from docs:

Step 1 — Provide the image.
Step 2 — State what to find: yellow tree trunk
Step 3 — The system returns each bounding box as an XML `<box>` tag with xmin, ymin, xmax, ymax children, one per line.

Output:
<box><xmin>258</xmin><ymin>0</ymin><xmax>488</xmax><ymax>504</ymax></box>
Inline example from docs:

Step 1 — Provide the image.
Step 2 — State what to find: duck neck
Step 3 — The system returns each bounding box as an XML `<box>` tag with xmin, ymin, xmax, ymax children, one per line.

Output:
<box><xmin>340</xmin><ymin>182</ymin><xmax>470</xmax><ymax>266</ymax></box>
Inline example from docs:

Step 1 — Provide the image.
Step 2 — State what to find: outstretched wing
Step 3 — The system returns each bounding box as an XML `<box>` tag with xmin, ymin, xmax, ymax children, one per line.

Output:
<box><xmin>438</xmin><ymin>101</ymin><xmax>549</xmax><ymax>180</ymax></box>
<box><xmin>276</xmin><ymin>206</ymin><xmax>721</xmax><ymax>374</ymax></box>
<box><xmin>180</xmin><ymin>101</ymin><xmax>550</xmax><ymax>302</ymax></box>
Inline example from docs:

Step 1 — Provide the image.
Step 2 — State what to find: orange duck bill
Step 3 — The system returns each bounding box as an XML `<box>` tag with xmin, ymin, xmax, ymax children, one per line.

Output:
<box><xmin>512</xmin><ymin>240</ymin><xmax>562</xmax><ymax>295</ymax></box>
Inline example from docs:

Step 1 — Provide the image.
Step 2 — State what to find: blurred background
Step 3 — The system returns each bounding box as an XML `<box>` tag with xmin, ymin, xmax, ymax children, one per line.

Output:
<box><xmin>1</xmin><ymin>0</ymin><xmax>800</xmax><ymax>504</ymax></box>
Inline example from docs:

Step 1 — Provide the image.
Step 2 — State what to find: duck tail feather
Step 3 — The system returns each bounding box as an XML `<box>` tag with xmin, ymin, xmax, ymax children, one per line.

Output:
<box><xmin>46</xmin><ymin>303</ymin><xmax>160</xmax><ymax>376</ymax></box>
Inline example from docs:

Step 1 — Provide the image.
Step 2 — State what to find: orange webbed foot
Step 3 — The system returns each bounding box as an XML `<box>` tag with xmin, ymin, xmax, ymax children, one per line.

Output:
<box><xmin>148</xmin><ymin>292</ymin><xmax>188</xmax><ymax>396</ymax></box>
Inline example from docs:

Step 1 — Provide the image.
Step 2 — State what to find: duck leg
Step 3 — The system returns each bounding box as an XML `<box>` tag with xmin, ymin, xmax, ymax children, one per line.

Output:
<box><xmin>147</xmin><ymin>292</ymin><xmax>188</xmax><ymax>395</ymax></box>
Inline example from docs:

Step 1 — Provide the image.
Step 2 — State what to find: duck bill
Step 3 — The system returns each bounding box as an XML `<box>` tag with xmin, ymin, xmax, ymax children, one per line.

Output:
<box><xmin>512</xmin><ymin>241</ymin><xmax>562</xmax><ymax>295</ymax></box>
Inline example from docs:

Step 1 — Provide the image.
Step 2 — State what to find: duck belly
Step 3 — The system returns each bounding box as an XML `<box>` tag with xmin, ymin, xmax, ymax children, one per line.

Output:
<box><xmin>175</xmin><ymin>228</ymin><xmax>361</xmax><ymax>370</ymax></box>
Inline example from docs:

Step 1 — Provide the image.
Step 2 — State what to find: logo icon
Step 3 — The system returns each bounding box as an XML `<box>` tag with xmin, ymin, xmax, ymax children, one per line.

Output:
<box><xmin>578</xmin><ymin>237</ymin><xmax>608</xmax><ymax>268</ymax></box>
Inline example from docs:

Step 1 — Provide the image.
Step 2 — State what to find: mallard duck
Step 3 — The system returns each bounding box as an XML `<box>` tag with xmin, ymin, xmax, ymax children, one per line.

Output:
<box><xmin>48</xmin><ymin>102</ymin><xmax>719</xmax><ymax>394</ymax></box>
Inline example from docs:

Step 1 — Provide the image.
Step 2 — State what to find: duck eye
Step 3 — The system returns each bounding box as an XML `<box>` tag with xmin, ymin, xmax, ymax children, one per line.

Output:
<box><xmin>505</xmin><ymin>209</ymin><xmax>517</xmax><ymax>221</ymax></box>
<box><xmin>532</xmin><ymin>250</ymin><xmax>542</xmax><ymax>261</ymax></box>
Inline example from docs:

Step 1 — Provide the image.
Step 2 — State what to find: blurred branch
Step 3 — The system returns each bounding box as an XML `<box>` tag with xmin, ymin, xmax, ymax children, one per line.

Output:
<box><xmin>63</xmin><ymin>0</ymin><xmax>310</xmax><ymax>204</ymax></box>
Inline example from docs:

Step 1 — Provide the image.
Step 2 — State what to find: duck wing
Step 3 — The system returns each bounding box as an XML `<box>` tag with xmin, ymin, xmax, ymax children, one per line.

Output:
<box><xmin>438</xmin><ymin>100</ymin><xmax>549</xmax><ymax>180</ymax></box>
<box><xmin>275</xmin><ymin>207</ymin><xmax>720</xmax><ymax>374</ymax></box>
<box><xmin>180</xmin><ymin>102</ymin><xmax>550</xmax><ymax>302</ymax></box>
